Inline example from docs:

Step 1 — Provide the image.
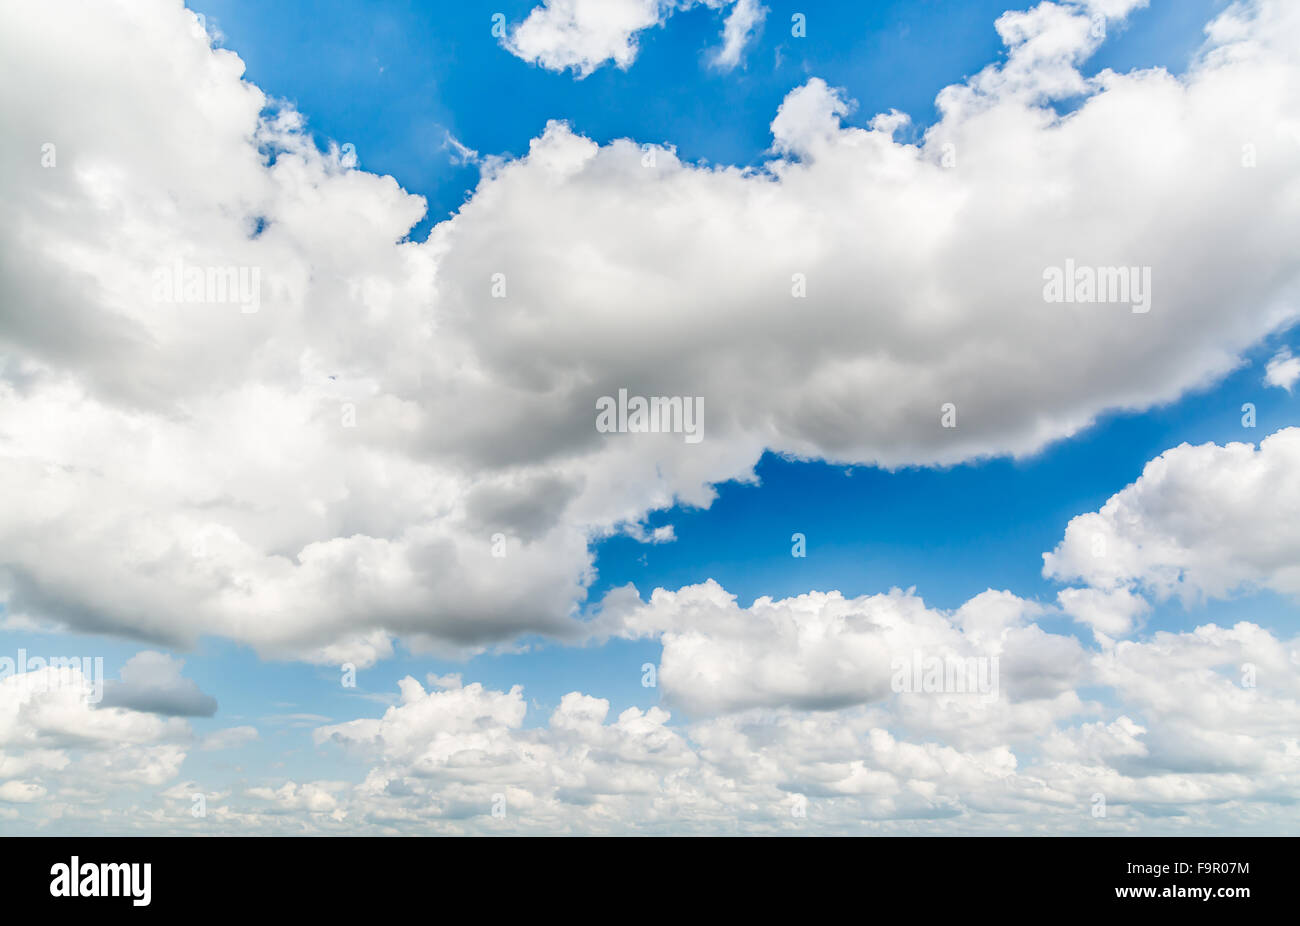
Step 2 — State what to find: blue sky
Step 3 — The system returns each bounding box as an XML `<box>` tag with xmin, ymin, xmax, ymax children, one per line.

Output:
<box><xmin>3</xmin><ymin>0</ymin><xmax>1299</xmax><ymax>834</ymax></box>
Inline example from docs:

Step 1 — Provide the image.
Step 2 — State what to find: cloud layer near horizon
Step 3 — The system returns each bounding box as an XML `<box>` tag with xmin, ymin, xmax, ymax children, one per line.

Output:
<box><xmin>7</xmin><ymin>596</ymin><xmax>1296</xmax><ymax>834</ymax></box>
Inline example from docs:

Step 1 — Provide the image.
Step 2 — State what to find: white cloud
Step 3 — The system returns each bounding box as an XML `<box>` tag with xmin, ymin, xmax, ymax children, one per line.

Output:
<box><xmin>502</xmin><ymin>0</ymin><xmax>766</xmax><ymax>77</ymax></box>
<box><xmin>597</xmin><ymin>580</ymin><xmax>1067</xmax><ymax>717</ymax></box>
<box><xmin>1265</xmin><ymin>347</ymin><xmax>1300</xmax><ymax>391</ymax></box>
<box><xmin>246</xmin><ymin>781</ymin><xmax>345</xmax><ymax>817</ymax></box>
<box><xmin>1057</xmin><ymin>586</ymin><xmax>1149</xmax><ymax>639</ymax></box>
<box><xmin>4</xmin><ymin>422</ymin><xmax>1299</xmax><ymax>832</ymax></box>
<box><xmin>184</xmin><ymin>611</ymin><xmax>1299</xmax><ymax>833</ymax></box>
<box><xmin>9</xmin><ymin>618</ymin><xmax>1296</xmax><ymax>832</ymax></box>
<box><xmin>100</xmin><ymin>651</ymin><xmax>218</xmax><ymax>717</ymax></box>
<box><xmin>442</xmin><ymin>131</ymin><xmax>480</xmax><ymax>167</ymax></box>
<box><xmin>710</xmin><ymin>0</ymin><xmax>766</xmax><ymax>70</ymax></box>
<box><xmin>0</xmin><ymin>780</ymin><xmax>47</xmax><ymax>803</ymax></box>
<box><xmin>1044</xmin><ymin>427</ymin><xmax>1300</xmax><ymax>602</ymax></box>
<box><xmin>2</xmin><ymin>0</ymin><xmax>1300</xmax><ymax>665</ymax></box>
<box><xmin>0</xmin><ymin>664</ymin><xmax>190</xmax><ymax>824</ymax></box>
<box><xmin>503</xmin><ymin>0</ymin><xmax>672</xmax><ymax>77</ymax></box>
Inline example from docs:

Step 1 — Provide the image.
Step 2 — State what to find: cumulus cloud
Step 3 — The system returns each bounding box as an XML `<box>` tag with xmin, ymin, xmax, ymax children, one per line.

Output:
<box><xmin>0</xmin><ymin>779</ymin><xmax>46</xmax><ymax>803</ymax></box>
<box><xmin>502</xmin><ymin>0</ymin><xmax>764</xmax><ymax>77</ymax></box>
<box><xmin>597</xmin><ymin>580</ymin><xmax>1068</xmax><ymax>716</ymax></box>
<box><xmin>214</xmin><ymin>496</ymin><xmax>1291</xmax><ymax>834</ymax></box>
<box><xmin>8</xmin><ymin>611</ymin><xmax>1296</xmax><ymax>833</ymax></box>
<box><xmin>191</xmin><ymin>611</ymin><xmax>1299</xmax><ymax>833</ymax></box>
<box><xmin>1044</xmin><ymin>427</ymin><xmax>1300</xmax><ymax>603</ymax></box>
<box><xmin>1265</xmin><ymin>347</ymin><xmax>1300</xmax><ymax>390</ymax></box>
<box><xmin>3</xmin><ymin>0</ymin><xmax>1300</xmax><ymax>666</ymax></box>
<box><xmin>100</xmin><ymin>651</ymin><xmax>218</xmax><ymax>717</ymax></box>
<box><xmin>0</xmin><ymin>664</ymin><xmax>190</xmax><ymax>827</ymax></box>
<box><xmin>1056</xmin><ymin>586</ymin><xmax>1150</xmax><ymax>639</ymax></box>
<box><xmin>6</xmin><ymin>422</ymin><xmax>1300</xmax><ymax>832</ymax></box>
<box><xmin>246</xmin><ymin>781</ymin><xmax>346</xmax><ymax>817</ymax></box>
<box><xmin>243</xmin><ymin>424</ymin><xmax>1269</xmax><ymax>831</ymax></box>
<box><xmin>504</xmin><ymin>0</ymin><xmax>670</xmax><ymax>76</ymax></box>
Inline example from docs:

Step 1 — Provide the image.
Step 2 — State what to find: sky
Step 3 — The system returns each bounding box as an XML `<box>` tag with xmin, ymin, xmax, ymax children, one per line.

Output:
<box><xmin>1</xmin><ymin>0</ymin><xmax>1299</xmax><ymax>835</ymax></box>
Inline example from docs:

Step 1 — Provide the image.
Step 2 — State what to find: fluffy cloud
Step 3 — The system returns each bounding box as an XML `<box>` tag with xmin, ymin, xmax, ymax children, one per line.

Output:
<box><xmin>8</xmin><ymin>609</ymin><xmax>1296</xmax><ymax>833</ymax></box>
<box><xmin>8</xmin><ymin>411</ymin><xmax>1300</xmax><ymax>832</ymax></box>
<box><xmin>504</xmin><ymin>0</ymin><xmax>670</xmax><ymax>76</ymax></box>
<box><xmin>597</xmin><ymin>580</ymin><xmax>1072</xmax><ymax>717</ymax></box>
<box><xmin>255</xmin><ymin>407</ymin><xmax>1300</xmax><ymax>837</ymax></box>
<box><xmin>212</xmin><ymin>516</ymin><xmax>1295</xmax><ymax>834</ymax></box>
<box><xmin>100</xmin><ymin>651</ymin><xmax>217</xmax><ymax>717</ymax></box>
<box><xmin>3</xmin><ymin>0</ymin><xmax>1300</xmax><ymax>666</ymax></box>
<box><xmin>170</xmin><ymin>611</ymin><xmax>1298</xmax><ymax>833</ymax></box>
<box><xmin>0</xmin><ymin>664</ymin><xmax>190</xmax><ymax>827</ymax></box>
<box><xmin>1056</xmin><ymin>586</ymin><xmax>1150</xmax><ymax>639</ymax></box>
<box><xmin>308</xmin><ymin>678</ymin><xmax>700</xmax><ymax>832</ymax></box>
<box><xmin>1044</xmin><ymin>427</ymin><xmax>1300</xmax><ymax>603</ymax></box>
<box><xmin>246</xmin><ymin>781</ymin><xmax>345</xmax><ymax>817</ymax></box>
<box><xmin>1265</xmin><ymin>347</ymin><xmax>1300</xmax><ymax>390</ymax></box>
<box><xmin>502</xmin><ymin>0</ymin><xmax>764</xmax><ymax>77</ymax></box>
